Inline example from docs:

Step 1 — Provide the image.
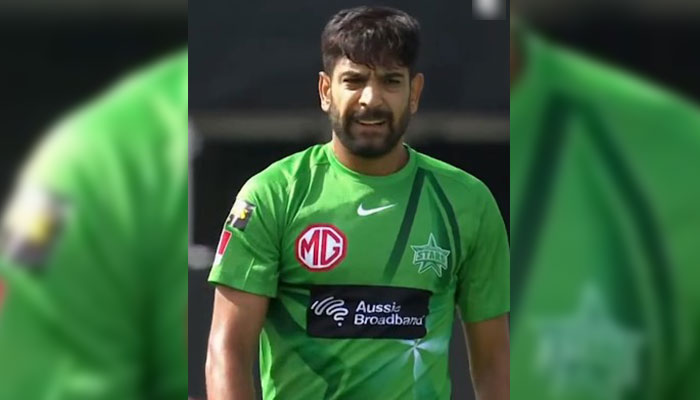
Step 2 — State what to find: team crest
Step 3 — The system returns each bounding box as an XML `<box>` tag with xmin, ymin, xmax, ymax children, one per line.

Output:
<box><xmin>295</xmin><ymin>224</ymin><xmax>347</xmax><ymax>271</ymax></box>
<box><xmin>534</xmin><ymin>285</ymin><xmax>643</xmax><ymax>399</ymax></box>
<box><xmin>411</xmin><ymin>233</ymin><xmax>450</xmax><ymax>277</ymax></box>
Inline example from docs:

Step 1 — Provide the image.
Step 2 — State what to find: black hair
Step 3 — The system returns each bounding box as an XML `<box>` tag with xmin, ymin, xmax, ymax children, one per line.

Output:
<box><xmin>321</xmin><ymin>6</ymin><xmax>421</xmax><ymax>76</ymax></box>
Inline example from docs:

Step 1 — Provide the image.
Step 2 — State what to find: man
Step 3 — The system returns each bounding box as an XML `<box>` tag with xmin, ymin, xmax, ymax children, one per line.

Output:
<box><xmin>0</xmin><ymin>51</ymin><xmax>188</xmax><ymax>399</ymax></box>
<box><xmin>510</xmin><ymin>21</ymin><xmax>700</xmax><ymax>400</ymax></box>
<box><xmin>206</xmin><ymin>6</ymin><xmax>510</xmax><ymax>400</ymax></box>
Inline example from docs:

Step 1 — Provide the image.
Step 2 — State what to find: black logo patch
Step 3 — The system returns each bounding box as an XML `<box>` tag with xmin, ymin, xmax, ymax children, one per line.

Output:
<box><xmin>307</xmin><ymin>285</ymin><xmax>431</xmax><ymax>339</ymax></box>
<box><xmin>227</xmin><ymin>199</ymin><xmax>255</xmax><ymax>231</ymax></box>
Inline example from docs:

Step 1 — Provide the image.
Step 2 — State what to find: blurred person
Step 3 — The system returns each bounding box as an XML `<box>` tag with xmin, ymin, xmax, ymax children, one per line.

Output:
<box><xmin>206</xmin><ymin>6</ymin><xmax>509</xmax><ymax>400</ymax></box>
<box><xmin>0</xmin><ymin>51</ymin><xmax>188</xmax><ymax>399</ymax></box>
<box><xmin>511</xmin><ymin>17</ymin><xmax>700</xmax><ymax>400</ymax></box>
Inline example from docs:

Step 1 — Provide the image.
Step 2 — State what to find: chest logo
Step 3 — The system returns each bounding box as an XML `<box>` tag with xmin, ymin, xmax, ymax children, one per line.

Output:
<box><xmin>411</xmin><ymin>233</ymin><xmax>450</xmax><ymax>277</ymax></box>
<box><xmin>357</xmin><ymin>203</ymin><xmax>396</xmax><ymax>216</ymax></box>
<box><xmin>296</xmin><ymin>224</ymin><xmax>347</xmax><ymax>271</ymax></box>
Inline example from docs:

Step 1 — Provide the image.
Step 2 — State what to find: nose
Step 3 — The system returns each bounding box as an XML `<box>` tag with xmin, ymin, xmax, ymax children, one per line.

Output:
<box><xmin>358</xmin><ymin>81</ymin><xmax>382</xmax><ymax>109</ymax></box>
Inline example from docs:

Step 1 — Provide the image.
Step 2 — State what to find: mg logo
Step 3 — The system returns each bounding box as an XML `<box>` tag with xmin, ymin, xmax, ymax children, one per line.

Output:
<box><xmin>295</xmin><ymin>224</ymin><xmax>347</xmax><ymax>271</ymax></box>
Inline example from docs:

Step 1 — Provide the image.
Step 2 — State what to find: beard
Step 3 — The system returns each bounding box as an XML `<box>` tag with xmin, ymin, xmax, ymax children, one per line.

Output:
<box><xmin>329</xmin><ymin>100</ymin><xmax>411</xmax><ymax>159</ymax></box>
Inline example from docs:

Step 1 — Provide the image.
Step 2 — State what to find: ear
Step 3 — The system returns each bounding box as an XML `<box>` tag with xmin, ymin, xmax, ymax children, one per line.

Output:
<box><xmin>409</xmin><ymin>73</ymin><xmax>425</xmax><ymax>114</ymax></box>
<box><xmin>318</xmin><ymin>71</ymin><xmax>332</xmax><ymax>112</ymax></box>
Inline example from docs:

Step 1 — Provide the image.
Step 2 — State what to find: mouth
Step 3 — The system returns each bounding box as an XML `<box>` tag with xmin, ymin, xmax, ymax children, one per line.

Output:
<box><xmin>354</xmin><ymin>119</ymin><xmax>387</xmax><ymax>127</ymax></box>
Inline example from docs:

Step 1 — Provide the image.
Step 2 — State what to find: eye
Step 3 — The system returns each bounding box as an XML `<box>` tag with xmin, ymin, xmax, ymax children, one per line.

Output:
<box><xmin>385</xmin><ymin>78</ymin><xmax>401</xmax><ymax>85</ymax></box>
<box><xmin>343</xmin><ymin>78</ymin><xmax>362</xmax><ymax>84</ymax></box>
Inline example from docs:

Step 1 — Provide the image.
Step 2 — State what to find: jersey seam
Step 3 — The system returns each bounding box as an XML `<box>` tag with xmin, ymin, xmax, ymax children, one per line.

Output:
<box><xmin>417</xmin><ymin>160</ymin><xmax>481</xmax><ymax>195</ymax></box>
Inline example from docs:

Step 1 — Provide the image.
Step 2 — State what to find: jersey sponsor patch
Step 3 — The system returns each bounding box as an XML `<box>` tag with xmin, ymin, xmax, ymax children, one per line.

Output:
<box><xmin>228</xmin><ymin>199</ymin><xmax>255</xmax><ymax>231</ymax></box>
<box><xmin>295</xmin><ymin>224</ymin><xmax>347</xmax><ymax>271</ymax></box>
<box><xmin>307</xmin><ymin>285</ymin><xmax>432</xmax><ymax>339</ymax></box>
<box><xmin>0</xmin><ymin>185</ymin><xmax>68</xmax><ymax>269</ymax></box>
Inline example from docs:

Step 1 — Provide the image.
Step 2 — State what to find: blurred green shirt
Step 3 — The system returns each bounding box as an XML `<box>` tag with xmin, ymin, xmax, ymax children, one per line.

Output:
<box><xmin>511</xmin><ymin>32</ymin><xmax>700</xmax><ymax>400</ymax></box>
<box><xmin>0</xmin><ymin>52</ymin><xmax>187</xmax><ymax>399</ymax></box>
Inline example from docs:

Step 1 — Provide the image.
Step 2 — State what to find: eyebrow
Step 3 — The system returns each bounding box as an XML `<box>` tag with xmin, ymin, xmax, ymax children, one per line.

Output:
<box><xmin>381</xmin><ymin>72</ymin><xmax>405</xmax><ymax>79</ymax></box>
<box><xmin>339</xmin><ymin>71</ymin><xmax>368</xmax><ymax>79</ymax></box>
<box><xmin>338</xmin><ymin>71</ymin><xmax>405</xmax><ymax>80</ymax></box>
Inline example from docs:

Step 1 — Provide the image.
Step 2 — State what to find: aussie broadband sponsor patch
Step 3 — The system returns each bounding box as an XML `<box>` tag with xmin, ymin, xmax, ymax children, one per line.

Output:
<box><xmin>307</xmin><ymin>285</ymin><xmax>431</xmax><ymax>339</ymax></box>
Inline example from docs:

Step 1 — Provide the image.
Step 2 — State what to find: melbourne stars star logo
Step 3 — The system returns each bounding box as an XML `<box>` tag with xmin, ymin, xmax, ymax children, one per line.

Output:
<box><xmin>411</xmin><ymin>233</ymin><xmax>450</xmax><ymax>277</ymax></box>
<box><xmin>533</xmin><ymin>285</ymin><xmax>644</xmax><ymax>399</ymax></box>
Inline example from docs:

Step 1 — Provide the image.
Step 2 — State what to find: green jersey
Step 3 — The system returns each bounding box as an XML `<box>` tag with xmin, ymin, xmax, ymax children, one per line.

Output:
<box><xmin>511</xmin><ymin>33</ymin><xmax>700</xmax><ymax>400</ymax></box>
<box><xmin>0</xmin><ymin>52</ymin><xmax>188</xmax><ymax>399</ymax></box>
<box><xmin>209</xmin><ymin>143</ymin><xmax>509</xmax><ymax>400</ymax></box>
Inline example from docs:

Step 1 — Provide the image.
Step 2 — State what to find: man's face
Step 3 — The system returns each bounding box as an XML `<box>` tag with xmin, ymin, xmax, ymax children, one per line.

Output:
<box><xmin>320</xmin><ymin>58</ymin><xmax>423</xmax><ymax>158</ymax></box>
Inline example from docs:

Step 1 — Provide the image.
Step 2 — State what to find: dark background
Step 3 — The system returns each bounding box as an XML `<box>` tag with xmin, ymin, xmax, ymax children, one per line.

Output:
<box><xmin>189</xmin><ymin>1</ymin><xmax>510</xmax><ymax>113</ymax></box>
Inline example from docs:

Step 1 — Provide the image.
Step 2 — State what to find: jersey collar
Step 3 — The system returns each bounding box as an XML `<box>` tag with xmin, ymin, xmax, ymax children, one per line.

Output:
<box><xmin>324</xmin><ymin>142</ymin><xmax>418</xmax><ymax>186</ymax></box>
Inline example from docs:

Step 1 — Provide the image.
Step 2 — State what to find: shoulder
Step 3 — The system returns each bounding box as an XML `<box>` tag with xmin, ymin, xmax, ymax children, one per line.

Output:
<box><xmin>414</xmin><ymin>149</ymin><xmax>493</xmax><ymax>201</ymax></box>
<box><xmin>62</xmin><ymin>50</ymin><xmax>187</xmax><ymax>134</ymax></box>
<box><xmin>240</xmin><ymin>144</ymin><xmax>328</xmax><ymax>198</ymax></box>
<box><xmin>526</xmin><ymin>35</ymin><xmax>700</xmax><ymax>202</ymax></box>
<box><xmin>20</xmin><ymin>51</ymin><xmax>188</xmax><ymax>191</ymax></box>
<box><xmin>534</xmin><ymin>34</ymin><xmax>700</xmax><ymax>130</ymax></box>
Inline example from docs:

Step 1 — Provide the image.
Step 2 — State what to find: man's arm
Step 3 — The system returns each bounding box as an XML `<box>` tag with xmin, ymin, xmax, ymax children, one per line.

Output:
<box><xmin>206</xmin><ymin>285</ymin><xmax>269</xmax><ymax>400</ymax></box>
<box><xmin>464</xmin><ymin>314</ymin><xmax>510</xmax><ymax>400</ymax></box>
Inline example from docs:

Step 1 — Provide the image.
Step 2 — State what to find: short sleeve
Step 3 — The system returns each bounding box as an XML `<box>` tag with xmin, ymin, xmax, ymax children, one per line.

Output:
<box><xmin>0</xmin><ymin>117</ymin><xmax>186</xmax><ymax>399</ymax></box>
<box><xmin>456</xmin><ymin>182</ymin><xmax>510</xmax><ymax>323</ymax></box>
<box><xmin>208</xmin><ymin>176</ymin><xmax>283</xmax><ymax>298</ymax></box>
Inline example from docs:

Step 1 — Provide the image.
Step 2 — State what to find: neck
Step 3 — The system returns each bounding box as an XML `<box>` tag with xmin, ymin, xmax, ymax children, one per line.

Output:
<box><xmin>330</xmin><ymin>135</ymin><xmax>408</xmax><ymax>176</ymax></box>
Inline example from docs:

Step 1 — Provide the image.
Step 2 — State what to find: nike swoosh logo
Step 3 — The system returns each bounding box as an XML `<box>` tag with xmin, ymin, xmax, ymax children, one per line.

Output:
<box><xmin>357</xmin><ymin>203</ymin><xmax>396</xmax><ymax>216</ymax></box>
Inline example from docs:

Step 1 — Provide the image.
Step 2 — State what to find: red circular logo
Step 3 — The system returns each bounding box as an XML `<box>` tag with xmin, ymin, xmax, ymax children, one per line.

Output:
<box><xmin>295</xmin><ymin>224</ymin><xmax>347</xmax><ymax>271</ymax></box>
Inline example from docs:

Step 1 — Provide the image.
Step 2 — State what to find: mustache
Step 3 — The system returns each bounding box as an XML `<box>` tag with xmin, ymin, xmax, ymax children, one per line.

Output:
<box><xmin>350</xmin><ymin>108</ymin><xmax>393</xmax><ymax>121</ymax></box>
